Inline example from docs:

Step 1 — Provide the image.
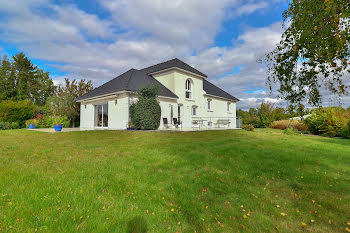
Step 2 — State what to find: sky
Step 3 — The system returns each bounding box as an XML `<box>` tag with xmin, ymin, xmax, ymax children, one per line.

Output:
<box><xmin>0</xmin><ymin>0</ymin><xmax>348</xmax><ymax>109</ymax></box>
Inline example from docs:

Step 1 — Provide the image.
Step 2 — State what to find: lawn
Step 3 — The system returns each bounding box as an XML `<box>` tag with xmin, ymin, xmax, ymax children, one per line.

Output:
<box><xmin>0</xmin><ymin>129</ymin><xmax>349</xmax><ymax>233</ymax></box>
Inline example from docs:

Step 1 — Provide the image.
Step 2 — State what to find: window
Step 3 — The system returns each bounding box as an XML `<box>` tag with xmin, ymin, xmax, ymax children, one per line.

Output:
<box><xmin>227</xmin><ymin>102</ymin><xmax>230</xmax><ymax>112</ymax></box>
<box><xmin>207</xmin><ymin>99</ymin><xmax>211</xmax><ymax>110</ymax></box>
<box><xmin>192</xmin><ymin>106</ymin><xmax>197</xmax><ymax>116</ymax></box>
<box><xmin>185</xmin><ymin>79</ymin><xmax>192</xmax><ymax>99</ymax></box>
<box><xmin>95</xmin><ymin>103</ymin><xmax>108</xmax><ymax>127</ymax></box>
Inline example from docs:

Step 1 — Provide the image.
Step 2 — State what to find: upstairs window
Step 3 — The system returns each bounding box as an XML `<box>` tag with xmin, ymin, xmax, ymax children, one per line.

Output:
<box><xmin>185</xmin><ymin>79</ymin><xmax>192</xmax><ymax>99</ymax></box>
<box><xmin>227</xmin><ymin>102</ymin><xmax>230</xmax><ymax>112</ymax></box>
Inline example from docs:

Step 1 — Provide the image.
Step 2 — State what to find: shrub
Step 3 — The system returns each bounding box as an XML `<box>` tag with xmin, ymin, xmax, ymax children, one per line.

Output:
<box><xmin>271</xmin><ymin>120</ymin><xmax>308</xmax><ymax>131</ymax></box>
<box><xmin>53</xmin><ymin>116</ymin><xmax>70</xmax><ymax>126</ymax></box>
<box><xmin>305</xmin><ymin>107</ymin><xmax>350</xmax><ymax>137</ymax></box>
<box><xmin>0</xmin><ymin>100</ymin><xmax>37</xmax><ymax>127</ymax></box>
<box><xmin>0</xmin><ymin>122</ymin><xmax>20</xmax><ymax>130</ymax></box>
<box><xmin>242</xmin><ymin>124</ymin><xmax>254</xmax><ymax>131</ymax></box>
<box><xmin>340</xmin><ymin>121</ymin><xmax>350</xmax><ymax>139</ymax></box>
<box><xmin>130</xmin><ymin>85</ymin><xmax>161</xmax><ymax>130</ymax></box>
<box><xmin>283</xmin><ymin>127</ymin><xmax>302</xmax><ymax>135</ymax></box>
<box><xmin>29</xmin><ymin>114</ymin><xmax>70</xmax><ymax>128</ymax></box>
<box><xmin>25</xmin><ymin>119</ymin><xmax>38</xmax><ymax>128</ymax></box>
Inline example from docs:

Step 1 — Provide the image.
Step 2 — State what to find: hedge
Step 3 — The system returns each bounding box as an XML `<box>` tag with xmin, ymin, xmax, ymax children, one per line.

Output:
<box><xmin>0</xmin><ymin>100</ymin><xmax>37</xmax><ymax>128</ymax></box>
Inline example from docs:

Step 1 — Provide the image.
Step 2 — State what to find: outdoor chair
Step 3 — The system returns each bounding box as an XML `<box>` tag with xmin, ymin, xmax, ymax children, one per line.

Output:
<box><xmin>163</xmin><ymin>118</ymin><xmax>170</xmax><ymax>128</ymax></box>
<box><xmin>192</xmin><ymin>120</ymin><xmax>200</xmax><ymax>128</ymax></box>
<box><xmin>173</xmin><ymin>118</ymin><xmax>182</xmax><ymax>128</ymax></box>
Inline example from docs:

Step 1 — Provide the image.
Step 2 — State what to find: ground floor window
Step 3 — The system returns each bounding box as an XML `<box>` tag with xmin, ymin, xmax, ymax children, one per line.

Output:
<box><xmin>192</xmin><ymin>106</ymin><xmax>197</xmax><ymax>116</ymax></box>
<box><xmin>95</xmin><ymin>103</ymin><xmax>108</xmax><ymax>127</ymax></box>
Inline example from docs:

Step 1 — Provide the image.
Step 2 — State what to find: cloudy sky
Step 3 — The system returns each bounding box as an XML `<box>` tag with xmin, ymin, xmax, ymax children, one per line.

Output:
<box><xmin>0</xmin><ymin>0</ymin><xmax>348</xmax><ymax>109</ymax></box>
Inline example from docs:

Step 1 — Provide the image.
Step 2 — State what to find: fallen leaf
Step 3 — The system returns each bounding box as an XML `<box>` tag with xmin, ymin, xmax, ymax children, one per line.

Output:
<box><xmin>243</xmin><ymin>214</ymin><xmax>247</xmax><ymax>219</ymax></box>
<box><xmin>280</xmin><ymin>213</ymin><xmax>287</xmax><ymax>217</ymax></box>
<box><xmin>301</xmin><ymin>222</ymin><xmax>307</xmax><ymax>227</ymax></box>
<box><xmin>345</xmin><ymin>227</ymin><xmax>350</xmax><ymax>232</ymax></box>
<box><xmin>276</xmin><ymin>205</ymin><xmax>280</xmax><ymax>208</ymax></box>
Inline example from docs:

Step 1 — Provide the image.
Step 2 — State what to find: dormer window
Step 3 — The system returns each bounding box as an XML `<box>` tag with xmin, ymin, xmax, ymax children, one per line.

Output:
<box><xmin>185</xmin><ymin>79</ymin><xmax>192</xmax><ymax>99</ymax></box>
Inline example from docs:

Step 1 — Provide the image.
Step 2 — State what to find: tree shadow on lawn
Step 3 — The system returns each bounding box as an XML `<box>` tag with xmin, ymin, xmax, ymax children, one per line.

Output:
<box><xmin>126</xmin><ymin>216</ymin><xmax>148</xmax><ymax>233</ymax></box>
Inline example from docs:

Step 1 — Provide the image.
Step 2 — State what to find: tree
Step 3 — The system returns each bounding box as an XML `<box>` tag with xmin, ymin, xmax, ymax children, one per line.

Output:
<box><xmin>46</xmin><ymin>78</ymin><xmax>93</xmax><ymax>127</ymax></box>
<box><xmin>0</xmin><ymin>55</ymin><xmax>16</xmax><ymax>101</ymax></box>
<box><xmin>0</xmin><ymin>52</ymin><xmax>54</xmax><ymax>105</ymax></box>
<box><xmin>265</xmin><ymin>0</ymin><xmax>350</xmax><ymax>110</ymax></box>
<box><xmin>130</xmin><ymin>85</ymin><xmax>161</xmax><ymax>130</ymax></box>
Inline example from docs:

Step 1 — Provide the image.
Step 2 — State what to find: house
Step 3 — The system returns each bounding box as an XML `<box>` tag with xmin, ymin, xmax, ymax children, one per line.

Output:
<box><xmin>76</xmin><ymin>58</ymin><xmax>239</xmax><ymax>130</ymax></box>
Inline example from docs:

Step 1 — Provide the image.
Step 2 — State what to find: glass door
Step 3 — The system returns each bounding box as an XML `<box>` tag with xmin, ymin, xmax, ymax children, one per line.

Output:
<box><xmin>95</xmin><ymin>103</ymin><xmax>108</xmax><ymax>127</ymax></box>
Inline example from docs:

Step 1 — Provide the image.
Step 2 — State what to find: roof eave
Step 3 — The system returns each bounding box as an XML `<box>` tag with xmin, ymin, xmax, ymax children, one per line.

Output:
<box><xmin>204</xmin><ymin>93</ymin><xmax>239</xmax><ymax>102</ymax></box>
<box><xmin>148</xmin><ymin>67</ymin><xmax>207</xmax><ymax>79</ymax></box>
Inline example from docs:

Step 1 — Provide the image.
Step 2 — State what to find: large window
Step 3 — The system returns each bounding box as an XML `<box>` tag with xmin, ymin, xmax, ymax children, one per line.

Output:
<box><xmin>185</xmin><ymin>79</ymin><xmax>192</xmax><ymax>99</ymax></box>
<box><xmin>95</xmin><ymin>103</ymin><xmax>108</xmax><ymax>127</ymax></box>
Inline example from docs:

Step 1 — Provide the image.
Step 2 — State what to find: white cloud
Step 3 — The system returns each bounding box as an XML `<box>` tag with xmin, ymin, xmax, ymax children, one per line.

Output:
<box><xmin>1</xmin><ymin>0</ymin><xmax>347</xmax><ymax>109</ymax></box>
<box><xmin>235</xmin><ymin>1</ymin><xmax>269</xmax><ymax>16</ymax></box>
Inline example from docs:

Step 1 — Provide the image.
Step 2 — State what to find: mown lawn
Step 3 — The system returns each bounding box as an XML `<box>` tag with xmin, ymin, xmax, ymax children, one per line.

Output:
<box><xmin>0</xmin><ymin>129</ymin><xmax>349</xmax><ymax>233</ymax></box>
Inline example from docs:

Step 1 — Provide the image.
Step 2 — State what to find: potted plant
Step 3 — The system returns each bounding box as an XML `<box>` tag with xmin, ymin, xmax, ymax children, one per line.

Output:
<box><xmin>127</xmin><ymin>121</ymin><xmax>135</xmax><ymax>130</ymax></box>
<box><xmin>26</xmin><ymin>119</ymin><xmax>38</xmax><ymax>129</ymax></box>
<box><xmin>53</xmin><ymin>117</ymin><xmax>64</xmax><ymax>132</ymax></box>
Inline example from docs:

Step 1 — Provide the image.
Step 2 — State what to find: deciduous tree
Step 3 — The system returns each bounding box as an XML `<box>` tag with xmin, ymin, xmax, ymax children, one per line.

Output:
<box><xmin>265</xmin><ymin>0</ymin><xmax>350</xmax><ymax>110</ymax></box>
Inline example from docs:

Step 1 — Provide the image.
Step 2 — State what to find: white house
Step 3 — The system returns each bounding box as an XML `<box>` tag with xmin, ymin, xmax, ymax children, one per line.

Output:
<box><xmin>76</xmin><ymin>58</ymin><xmax>240</xmax><ymax>130</ymax></box>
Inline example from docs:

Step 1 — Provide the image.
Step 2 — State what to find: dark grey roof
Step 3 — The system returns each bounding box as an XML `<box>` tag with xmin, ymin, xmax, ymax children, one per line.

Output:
<box><xmin>203</xmin><ymin>79</ymin><xmax>239</xmax><ymax>102</ymax></box>
<box><xmin>76</xmin><ymin>69</ymin><xmax>178</xmax><ymax>101</ymax></box>
<box><xmin>140</xmin><ymin>58</ymin><xmax>207</xmax><ymax>77</ymax></box>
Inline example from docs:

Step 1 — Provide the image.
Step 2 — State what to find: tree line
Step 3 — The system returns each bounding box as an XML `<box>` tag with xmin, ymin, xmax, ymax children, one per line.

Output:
<box><xmin>0</xmin><ymin>52</ymin><xmax>93</xmax><ymax>127</ymax></box>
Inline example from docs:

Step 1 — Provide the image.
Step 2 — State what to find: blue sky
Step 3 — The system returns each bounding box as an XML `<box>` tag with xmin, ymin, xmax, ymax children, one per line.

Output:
<box><xmin>1</xmin><ymin>0</ymin><xmax>346</xmax><ymax>109</ymax></box>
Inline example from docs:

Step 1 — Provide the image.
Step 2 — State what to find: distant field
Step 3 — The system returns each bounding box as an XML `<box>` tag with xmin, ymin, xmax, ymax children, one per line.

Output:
<box><xmin>0</xmin><ymin>129</ymin><xmax>349</xmax><ymax>232</ymax></box>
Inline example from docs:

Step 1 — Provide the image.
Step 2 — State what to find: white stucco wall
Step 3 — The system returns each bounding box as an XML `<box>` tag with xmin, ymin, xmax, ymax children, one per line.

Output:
<box><xmin>79</xmin><ymin>93</ymin><xmax>130</xmax><ymax>130</ymax></box>
<box><xmin>80</xmin><ymin>103</ymin><xmax>95</xmax><ymax>129</ymax></box>
<box><xmin>154</xmin><ymin>69</ymin><xmax>238</xmax><ymax>129</ymax></box>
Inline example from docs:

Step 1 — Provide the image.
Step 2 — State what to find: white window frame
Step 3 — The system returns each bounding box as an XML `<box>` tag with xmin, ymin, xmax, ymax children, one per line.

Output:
<box><xmin>185</xmin><ymin>79</ymin><xmax>192</xmax><ymax>99</ymax></box>
<box><xmin>94</xmin><ymin>103</ymin><xmax>109</xmax><ymax>128</ymax></box>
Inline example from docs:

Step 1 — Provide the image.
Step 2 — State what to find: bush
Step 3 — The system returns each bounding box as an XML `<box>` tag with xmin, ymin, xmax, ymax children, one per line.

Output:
<box><xmin>0</xmin><ymin>122</ymin><xmax>20</xmax><ymax>130</ymax></box>
<box><xmin>0</xmin><ymin>100</ymin><xmax>37</xmax><ymax>128</ymax></box>
<box><xmin>270</xmin><ymin>120</ymin><xmax>308</xmax><ymax>131</ymax></box>
<box><xmin>25</xmin><ymin>119</ymin><xmax>38</xmax><ymax>128</ymax></box>
<box><xmin>29</xmin><ymin>114</ymin><xmax>70</xmax><ymax>128</ymax></box>
<box><xmin>130</xmin><ymin>85</ymin><xmax>161</xmax><ymax>130</ymax></box>
<box><xmin>305</xmin><ymin>107</ymin><xmax>350</xmax><ymax>137</ymax></box>
<box><xmin>242</xmin><ymin>124</ymin><xmax>254</xmax><ymax>131</ymax></box>
<box><xmin>340</xmin><ymin>121</ymin><xmax>350</xmax><ymax>139</ymax></box>
<box><xmin>283</xmin><ymin>127</ymin><xmax>302</xmax><ymax>135</ymax></box>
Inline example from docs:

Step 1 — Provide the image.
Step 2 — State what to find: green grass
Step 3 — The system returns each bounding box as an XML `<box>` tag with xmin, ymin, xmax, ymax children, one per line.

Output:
<box><xmin>0</xmin><ymin>129</ymin><xmax>349</xmax><ymax>232</ymax></box>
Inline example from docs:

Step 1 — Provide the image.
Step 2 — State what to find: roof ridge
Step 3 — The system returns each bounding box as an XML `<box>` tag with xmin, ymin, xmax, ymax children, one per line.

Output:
<box><xmin>140</xmin><ymin>58</ymin><xmax>177</xmax><ymax>72</ymax></box>
<box><xmin>125</xmin><ymin>69</ymin><xmax>137</xmax><ymax>89</ymax></box>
